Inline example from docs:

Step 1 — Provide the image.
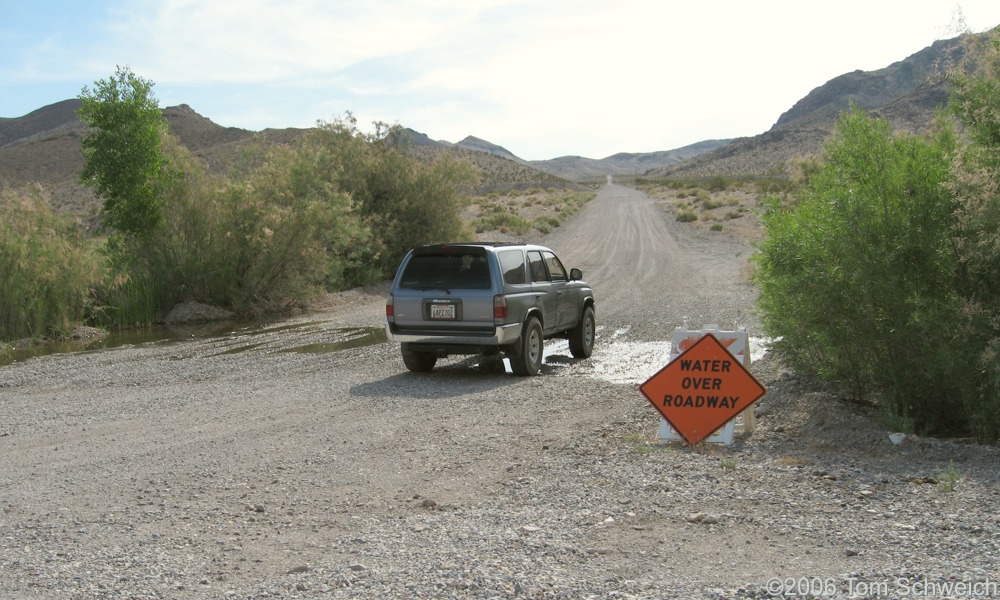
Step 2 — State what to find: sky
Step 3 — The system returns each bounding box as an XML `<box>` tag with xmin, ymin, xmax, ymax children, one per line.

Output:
<box><xmin>2</xmin><ymin>1</ymin><xmax>999</xmax><ymax>161</ymax></box>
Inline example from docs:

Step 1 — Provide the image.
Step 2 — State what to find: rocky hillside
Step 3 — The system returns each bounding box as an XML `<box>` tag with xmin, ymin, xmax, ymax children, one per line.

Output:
<box><xmin>0</xmin><ymin>102</ymin><xmax>581</xmax><ymax>215</ymax></box>
<box><xmin>0</xmin><ymin>101</ymin><xmax>313</xmax><ymax>214</ymax></box>
<box><xmin>648</xmin><ymin>32</ymin><xmax>978</xmax><ymax>179</ymax></box>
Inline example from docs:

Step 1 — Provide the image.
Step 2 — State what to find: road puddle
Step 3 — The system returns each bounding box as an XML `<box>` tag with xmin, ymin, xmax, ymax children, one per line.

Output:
<box><xmin>560</xmin><ymin>326</ymin><xmax>771</xmax><ymax>384</ymax></box>
<box><xmin>4</xmin><ymin>319</ymin><xmax>768</xmax><ymax>380</ymax></box>
<box><xmin>1</xmin><ymin>320</ymin><xmax>388</xmax><ymax>366</ymax></box>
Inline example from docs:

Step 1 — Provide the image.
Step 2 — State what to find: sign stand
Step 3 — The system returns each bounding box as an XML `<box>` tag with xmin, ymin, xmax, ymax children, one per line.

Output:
<box><xmin>641</xmin><ymin>324</ymin><xmax>765</xmax><ymax>447</ymax></box>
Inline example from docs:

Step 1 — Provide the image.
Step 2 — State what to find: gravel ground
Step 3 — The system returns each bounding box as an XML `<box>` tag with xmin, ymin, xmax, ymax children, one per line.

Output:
<box><xmin>1</xmin><ymin>185</ymin><xmax>999</xmax><ymax>599</ymax></box>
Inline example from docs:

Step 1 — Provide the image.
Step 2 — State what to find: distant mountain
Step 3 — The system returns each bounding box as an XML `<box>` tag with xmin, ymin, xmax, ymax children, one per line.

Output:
<box><xmin>528</xmin><ymin>140</ymin><xmax>731</xmax><ymax>181</ymax></box>
<box><xmin>648</xmin><ymin>32</ymin><xmax>978</xmax><ymax>178</ymax></box>
<box><xmin>3</xmin><ymin>29</ymin><xmax>988</xmax><ymax>214</ymax></box>
<box><xmin>400</xmin><ymin>127</ymin><xmax>727</xmax><ymax>181</ymax></box>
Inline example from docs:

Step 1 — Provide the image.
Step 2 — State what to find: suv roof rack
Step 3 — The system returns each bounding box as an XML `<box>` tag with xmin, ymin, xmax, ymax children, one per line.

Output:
<box><xmin>417</xmin><ymin>242</ymin><xmax>522</xmax><ymax>249</ymax></box>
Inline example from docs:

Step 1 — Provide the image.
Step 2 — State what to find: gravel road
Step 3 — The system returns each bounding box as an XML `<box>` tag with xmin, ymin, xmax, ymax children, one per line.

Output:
<box><xmin>2</xmin><ymin>184</ymin><xmax>999</xmax><ymax>599</ymax></box>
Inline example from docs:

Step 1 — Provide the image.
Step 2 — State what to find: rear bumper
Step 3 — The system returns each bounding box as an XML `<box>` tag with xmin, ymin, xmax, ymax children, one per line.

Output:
<box><xmin>385</xmin><ymin>322</ymin><xmax>523</xmax><ymax>347</ymax></box>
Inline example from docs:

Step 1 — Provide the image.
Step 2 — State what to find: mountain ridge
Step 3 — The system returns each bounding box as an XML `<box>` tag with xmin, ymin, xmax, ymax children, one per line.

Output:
<box><xmin>648</xmin><ymin>31</ymin><xmax>979</xmax><ymax>178</ymax></box>
<box><xmin>1</xmin><ymin>29</ymin><xmax>990</xmax><ymax>212</ymax></box>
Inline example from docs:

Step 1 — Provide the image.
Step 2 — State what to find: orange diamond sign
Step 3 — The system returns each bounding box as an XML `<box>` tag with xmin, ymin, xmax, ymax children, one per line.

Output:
<box><xmin>640</xmin><ymin>334</ymin><xmax>766</xmax><ymax>446</ymax></box>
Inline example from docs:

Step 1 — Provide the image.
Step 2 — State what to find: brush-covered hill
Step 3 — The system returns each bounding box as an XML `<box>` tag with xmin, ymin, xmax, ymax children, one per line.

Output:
<box><xmin>0</xmin><ymin>102</ymin><xmax>583</xmax><ymax>214</ymax></box>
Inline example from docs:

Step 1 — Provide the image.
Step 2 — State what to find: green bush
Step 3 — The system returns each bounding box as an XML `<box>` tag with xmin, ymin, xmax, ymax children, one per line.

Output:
<box><xmin>78</xmin><ymin>66</ymin><xmax>168</xmax><ymax>237</ymax></box>
<box><xmin>95</xmin><ymin>133</ymin><xmax>380</xmax><ymax>324</ymax></box>
<box><xmin>4</xmin><ymin>94</ymin><xmax>482</xmax><ymax>336</ymax></box>
<box><xmin>753</xmin><ymin>108</ymin><xmax>971</xmax><ymax>436</ymax></box>
<box><xmin>0</xmin><ymin>186</ymin><xmax>102</xmax><ymax>340</ymax></box>
<box><xmin>705</xmin><ymin>176</ymin><xmax>731</xmax><ymax>192</ymax></box>
<box><xmin>702</xmin><ymin>197</ymin><xmax>725</xmax><ymax>210</ymax></box>
<box><xmin>310</xmin><ymin>118</ymin><xmax>476</xmax><ymax>273</ymax></box>
<box><xmin>945</xmin><ymin>28</ymin><xmax>1000</xmax><ymax>439</ymax></box>
<box><xmin>474</xmin><ymin>212</ymin><xmax>531</xmax><ymax>235</ymax></box>
<box><xmin>676</xmin><ymin>209</ymin><xmax>698</xmax><ymax>222</ymax></box>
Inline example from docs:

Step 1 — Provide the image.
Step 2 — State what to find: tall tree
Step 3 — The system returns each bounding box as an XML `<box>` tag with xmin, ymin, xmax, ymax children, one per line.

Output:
<box><xmin>78</xmin><ymin>66</ymin><xmax>169</xmax><ymax>236</ymax></box>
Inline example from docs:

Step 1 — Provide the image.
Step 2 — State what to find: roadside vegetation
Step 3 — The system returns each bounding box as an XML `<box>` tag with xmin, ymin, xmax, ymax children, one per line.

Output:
<box><xmin>636</xmin><ymin>175</ymin><xmax>779</xmax><ymax>238</ymax></box>
<box><xmin>0</xmin><ymin>186</ymin><xmax>102</xmax><ymax>342</ymax></box>
<box><xmin>1</xmin><ymin>68</ymin><xmax>590</xmax><ymax>347</ymax></box>
<box><xmin>466</xmin><ymin>188</ymin><xmax>595</xmax><ymax>236</ymax></box>
<box><xmin>752</xmin><ymin>30</ymin><xmax>1000</xmax><ymax>441</ymax></box>
<box><xmin>1</xmin><ymin>67</ymin><xmax>479</xmax><ymax>342</ymax></box>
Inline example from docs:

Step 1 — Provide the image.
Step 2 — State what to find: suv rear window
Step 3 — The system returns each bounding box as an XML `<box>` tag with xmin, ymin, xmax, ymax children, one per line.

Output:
<box><xmin>399</xmin><ymin>251</ymin><xmax>492</xmax><ymax>290</ymax></box>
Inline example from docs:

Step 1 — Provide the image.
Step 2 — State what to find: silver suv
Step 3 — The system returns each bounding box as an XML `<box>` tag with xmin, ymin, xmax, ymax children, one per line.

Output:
<box><xmin>385</xmin><ymin>243</ymin><xmax>596</xmax><ymax>375</ymax></box>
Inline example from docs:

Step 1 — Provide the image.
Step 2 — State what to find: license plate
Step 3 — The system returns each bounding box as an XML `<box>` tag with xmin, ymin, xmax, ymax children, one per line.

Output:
<box><xmin>430</xmin><ymin>303</ymin><xmax>456</xmax><ymax>320</ymax></box>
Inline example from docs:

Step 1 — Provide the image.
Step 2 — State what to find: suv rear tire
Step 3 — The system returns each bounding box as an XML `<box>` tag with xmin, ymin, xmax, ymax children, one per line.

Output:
<box><xmin>569</xmin><ymin>306</ymin><xmax>595</xmax><ymax>358</ymax></box>
<box><xmin>510</xmin><ymin>317</ymin><xmax>543</xmax><ymax>376</ymax></box>
<box><xmin>401</xmin><ymin>343</ymin><xmax>437</xmax><ymax>372</ymax></box>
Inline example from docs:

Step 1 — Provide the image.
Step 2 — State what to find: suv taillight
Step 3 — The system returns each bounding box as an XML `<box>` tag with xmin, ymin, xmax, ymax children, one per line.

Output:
<box><xmin>385</xmin><ymin>294</ymin><xmax>394</xmax><ymax>320</ymax></box>
<box><xmin>493</xmin><ymin>294</ymin><xmax>508</xmax><ymax>320</ymax></box>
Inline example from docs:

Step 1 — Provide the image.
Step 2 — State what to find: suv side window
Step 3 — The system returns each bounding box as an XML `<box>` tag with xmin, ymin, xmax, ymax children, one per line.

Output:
<box><xmin>543</xmin><ymin>251</ymin><xmax>568</xmax><ymax>281</ymax></box>
<box><xmin>528</xmin><ymin>251</ymin><xmax>548</xmax><ymax>282</ymax></box>
<box><xmin>498</xmin><ymin>250</ymin><xmax>526</xmax><ymax>285</ymax></box>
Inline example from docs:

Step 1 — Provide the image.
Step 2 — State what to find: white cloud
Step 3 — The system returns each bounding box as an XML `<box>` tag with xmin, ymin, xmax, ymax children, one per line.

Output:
<box><xmin>3</xmin><ymin>0</ymin><xmax>1000</xmax><ymax>158</ymax></box>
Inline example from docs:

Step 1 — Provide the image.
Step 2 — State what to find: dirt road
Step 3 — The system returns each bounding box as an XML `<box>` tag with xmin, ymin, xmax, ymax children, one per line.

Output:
<box><xmin>2</xmin><ymin>184</ymin><xmax>998</xmax><ymax>598</ymax></box>
<box><xmin>545</xmin><ymin>184</ymin><xmax>758</xmax><ymax>339</ymax></box>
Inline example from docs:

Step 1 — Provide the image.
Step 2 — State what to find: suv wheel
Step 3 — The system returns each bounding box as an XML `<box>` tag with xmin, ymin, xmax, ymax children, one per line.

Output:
<box><xmin>569</xmin><ymin>306</ymin><xmax>595</xmax><ymax>358</ymax></box>
<box><xmin>510</xmin><ymin>317</ymin><xmax>543</xmax><ymax>376</ymax></box>
<box><xmin>401</xmin><ymin>343</ymin><xmax>437</xmax><ymax>372</ymax></box>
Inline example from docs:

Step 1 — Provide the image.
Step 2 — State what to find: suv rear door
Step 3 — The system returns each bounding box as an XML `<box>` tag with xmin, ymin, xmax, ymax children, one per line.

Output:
<box><xmin>391</xmin><ymin>246</ymin><xmax>497</xmax><ymax>334</ymax></box>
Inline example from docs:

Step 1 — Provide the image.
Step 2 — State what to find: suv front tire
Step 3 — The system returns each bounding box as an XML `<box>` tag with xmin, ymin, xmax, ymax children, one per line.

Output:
<box><xmin>568</xmin><ymin>306</ymin><xmax>595</xmax><ymax>359</ymax></box>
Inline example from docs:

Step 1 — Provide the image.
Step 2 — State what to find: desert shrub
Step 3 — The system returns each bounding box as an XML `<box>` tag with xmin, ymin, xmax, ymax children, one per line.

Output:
<box><xmin>705</xmin><ymin>176</ymin><xmax>731</xmax><ymax>192</ymax></box>
<box><xmin>474</xmin><ymin>212</ymin><xmax>531</xmax><ymax>235</ymax></box>
<box><xmin>310</xmin><ymin>118</ymin><xmax>476</xmax><ymax>273</ymax></box>
<box><xmin>945</xmin><ymin>28</ymin><xmax>1000</xmax><ymax>439</ymax></box>
<box><xmin>96</xmin><ymin>134</ymin><xmax>377</xmax><ymax>324</ymax></box>
<box><xmin>0</xmin><ymin>185</ymin><xmax>102</xmax><ymax>340</ymax></box>
<box><xmin>702</xmin><ymin>197</ymin><xmax>725</xmax><ymax>210</ymax></box>
<box><xmin>710</xmin><ymin>223</ymin><xmax>724</xmax><ymax>232</ymax></box>
<box><xmin>556</xmin><ymin>191</ymin><xmax>595</xmax><ymax>217</ymax></box>
<box><xmin>755</xmin><ymin>176</ymin><xmax>801</xmax><ymax>194</ymax></box>
<box><xmin>753</xmin><ymin>108</ymin><xmax>969</xmax><ymax>435</ymax></box>
<box><xmin>676</xmin><ymin>209</ymin><xmax>698</xmax><ymax>222</ymax></box>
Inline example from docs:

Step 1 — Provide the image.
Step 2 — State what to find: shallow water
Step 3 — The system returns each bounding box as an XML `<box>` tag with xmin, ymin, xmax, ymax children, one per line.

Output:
<box><xmin>0</xmin><ymin>321</ymin><xmax>389</xmax><ymax>367</ymax></box>
<box><xmin>3</xmin><ymin>320</ymin><xmax>768</xmax><ymax>382</ymax></box>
